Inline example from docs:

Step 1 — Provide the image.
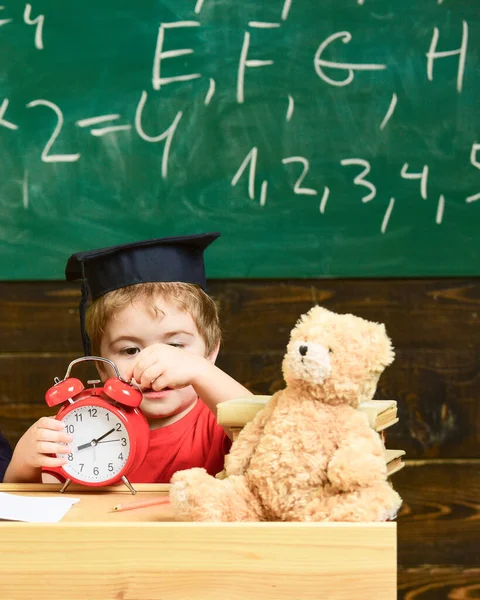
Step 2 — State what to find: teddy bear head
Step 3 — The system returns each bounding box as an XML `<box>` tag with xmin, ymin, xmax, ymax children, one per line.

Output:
<box><xmin>282</xmin><ymin>306</ymin><xmax>394</xmax><ymax>408</ymax></box>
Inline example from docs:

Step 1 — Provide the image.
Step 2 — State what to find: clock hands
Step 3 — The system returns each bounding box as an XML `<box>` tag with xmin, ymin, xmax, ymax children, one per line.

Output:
<box><xmin>95</xmin><ymin>428</ymin><xmax>116</xmax><ymax>444</ymax></box>
<box><xmin>77</xmin><ymin>441</ymin><xmax>94</xmax><ymax>451</ymax></box>
<box><xmin>77</xmin><ymin>428</ymin><xmax>116</xmax><ymax>451</ymax></box>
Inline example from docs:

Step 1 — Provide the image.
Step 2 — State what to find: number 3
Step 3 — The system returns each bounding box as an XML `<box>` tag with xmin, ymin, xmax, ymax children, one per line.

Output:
<box><xmin>341</xmin><ymin>158</ymin><xmax>376</xmax><ymax>202</ymax></box>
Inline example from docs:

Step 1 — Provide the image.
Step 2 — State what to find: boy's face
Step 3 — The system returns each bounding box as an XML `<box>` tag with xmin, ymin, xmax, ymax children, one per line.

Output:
<box><xmin>98</xmin><ymin>295</ymin><xmax>214</xmax><ymax>426</ymax></box>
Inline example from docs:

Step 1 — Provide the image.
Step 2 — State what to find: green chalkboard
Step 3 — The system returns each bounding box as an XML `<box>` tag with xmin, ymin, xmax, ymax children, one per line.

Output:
<box><xmin>0</xmin><ymin>0</ymin><xmax>479</xmax><ymax>279</ymax></box>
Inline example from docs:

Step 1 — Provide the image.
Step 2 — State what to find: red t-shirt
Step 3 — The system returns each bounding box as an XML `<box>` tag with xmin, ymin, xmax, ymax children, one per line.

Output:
<box><xmin>129</xmin><ymin>399</ymin><xmax>231</xmax><ymax>484</ymax></box>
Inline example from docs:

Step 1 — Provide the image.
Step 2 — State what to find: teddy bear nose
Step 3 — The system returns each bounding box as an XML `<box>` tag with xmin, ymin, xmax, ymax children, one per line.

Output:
<box><xmin>299</xmin><ymin>345</ymin><xmax>308</xmax><ymax>356</ymax></box>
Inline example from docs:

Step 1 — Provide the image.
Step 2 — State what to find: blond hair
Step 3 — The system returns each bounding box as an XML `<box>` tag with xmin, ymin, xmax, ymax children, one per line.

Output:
<box><xmin>85</xmin><ymin>282</ymin><xmax>221</xmax><ymax>356</ymax></box>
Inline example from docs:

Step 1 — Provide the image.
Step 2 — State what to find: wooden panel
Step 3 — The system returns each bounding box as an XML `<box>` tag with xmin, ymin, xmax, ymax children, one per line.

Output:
<box><xmin>0</xmin><ymin>279</ymin><xmax>479</xmax><ymax>458</ymax></box>
<box><xmin>1</xmin><ymin>279</ymin><xmax>479</xmax><ymax>352</ymax></box>
<box><xmin>398</xmin><ymin>567</ymin><xmax>480</xmax><ymax>600</ymax></box>
<box><xmin>2</xmin><ymin>462</ymin><xmax>479</xmax><ymax>596</ymax></box>
<box><xmin>0</xmin><ymin>283</ymin><xmax>83</xmax><ymax>354</ymax></box>
<box><xmin>1</xmin><ymin>352</ymin><xmax>477</xmax><ymax>459</ymax></box>
<box><xmin>214</xmin><ymin>279</ymin><xmax>480</xmax><ymax>351</ymax></box>
<box><xmin>1</xmin><ymin>280</ymin><xmax>478</xmax><ymax>597</ymax></box>
<box><xmin>395</xmin><ymin>461</ymin><xmax>480</xmax><ymax>567</ymax></box>
<box><xmin>0</xmin><ymin>355</ymin><xmax>96</xmax><ymax>446</ymax></box>
<box><xmin>0</xmin><ymin>516</ymin><xmax>397</xmax><ymax>600</ymax></box>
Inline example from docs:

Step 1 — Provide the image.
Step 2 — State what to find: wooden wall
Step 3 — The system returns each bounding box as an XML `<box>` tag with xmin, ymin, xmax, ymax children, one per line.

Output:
<box><xmin>1</xmin><ymin>279</ymin><xmax>479</xmax><ymax>598</ymax></box>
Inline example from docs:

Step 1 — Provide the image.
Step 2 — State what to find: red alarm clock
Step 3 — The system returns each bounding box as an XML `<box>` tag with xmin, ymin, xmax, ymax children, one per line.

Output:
<box><xmin>44</xmin><ymin>356</ymin><xmax>150</xmax><ymax>494</ymax></box>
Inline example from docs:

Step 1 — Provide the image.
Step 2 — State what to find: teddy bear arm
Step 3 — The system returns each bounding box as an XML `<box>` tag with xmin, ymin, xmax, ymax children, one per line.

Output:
<box><xmin>327</xmin><ymin>426</ymin><xmax>387</xmax><ymax>492</ymax></box>
<box><xmin>225</xmin><ymin>395</ymin><xmax>279</xmax><ymax>476</ymax></box>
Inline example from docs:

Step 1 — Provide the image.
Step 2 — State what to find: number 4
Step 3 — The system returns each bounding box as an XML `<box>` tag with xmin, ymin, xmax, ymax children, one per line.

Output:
<box><xmin>400</xmin><ymin>163</ymin><xmax>429</xmax><ymax>200</ymax></box>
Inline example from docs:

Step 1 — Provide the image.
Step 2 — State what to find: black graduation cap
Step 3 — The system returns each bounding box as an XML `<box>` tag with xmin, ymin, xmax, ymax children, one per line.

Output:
<box><xmin>66</xmin><ymin>232</ymin><xmax>220</xmax><ymax>355</ymax></box>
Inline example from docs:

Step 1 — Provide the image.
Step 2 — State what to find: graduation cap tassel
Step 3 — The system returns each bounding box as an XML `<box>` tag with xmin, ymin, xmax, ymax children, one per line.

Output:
<box><xmin>79</xmin><ymin>265</ymin><xmax>92</xmax><ymax>356</ymax></box>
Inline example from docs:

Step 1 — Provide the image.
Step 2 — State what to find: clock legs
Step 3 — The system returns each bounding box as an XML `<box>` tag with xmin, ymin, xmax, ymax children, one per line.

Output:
<box><xmin>122</xmin><ymin>476</ymin><xmax>137</xmax><ymax>494</ymax></box>
<box><xmin>60</xmin><ymin>478</ymin><xmax>72</xmax><ymax>493</ymax></box>
<box><xmin>58</xmin><ymin>477</ymin><xmax>136</xmax><ymax>493</ymax></box>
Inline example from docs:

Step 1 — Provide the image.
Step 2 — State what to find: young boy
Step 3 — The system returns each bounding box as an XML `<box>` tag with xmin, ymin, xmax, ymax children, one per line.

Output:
<box><xmin>4</xmin><ymin>233</ymin><xmax>252</xmax><ymax>484</ymax></box>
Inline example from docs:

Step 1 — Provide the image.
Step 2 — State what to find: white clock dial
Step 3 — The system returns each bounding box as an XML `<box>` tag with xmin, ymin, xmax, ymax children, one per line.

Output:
<box><xmin>57</xmin><ymin>405</ymin><xmax>131</xmax><ymax>482</ymax></box>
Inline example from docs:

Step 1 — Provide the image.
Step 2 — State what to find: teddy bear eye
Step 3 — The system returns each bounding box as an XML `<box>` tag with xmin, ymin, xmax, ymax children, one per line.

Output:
<box><xmin>328</xmin><ymin>347</ymin><xmax>333</xmax><ymax>354</ymax></box>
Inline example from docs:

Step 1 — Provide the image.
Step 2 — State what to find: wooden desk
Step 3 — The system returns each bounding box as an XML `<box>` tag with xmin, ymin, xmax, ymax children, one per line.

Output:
<box><xmin>0</xmin><ymin>483</ymin><xmax>397</xmax><ymax>600</ymax></box>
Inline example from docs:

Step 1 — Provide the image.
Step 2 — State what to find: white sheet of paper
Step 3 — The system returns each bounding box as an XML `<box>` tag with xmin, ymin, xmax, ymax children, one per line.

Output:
<box><xmin>0</xmin><ymin>492</ymin><xmax>80</xmax><ymax>523</ymax></box>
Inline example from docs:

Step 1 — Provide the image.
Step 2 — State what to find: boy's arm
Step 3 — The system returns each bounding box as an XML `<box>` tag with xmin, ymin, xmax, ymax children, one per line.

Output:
<box><xmin>126</xmin><ymin>344</ymin><xmax>253</xmax><ymax>436</ymax></box>
<box><xmin>191</xmin><ymin>360</ymin><xmax>253</xmax><ymax>419</ymax></box>
<box><xmin>3</xmin><ymin>417</ymin><xmax>72</xmax><ymax>483</ymax></box>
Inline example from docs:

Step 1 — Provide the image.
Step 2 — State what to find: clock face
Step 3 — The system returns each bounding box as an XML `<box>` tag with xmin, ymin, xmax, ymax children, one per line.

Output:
<box><xmin>57</xmin><ymin>404</ymin><xmax>131</xmax><ymax>483</ymax></box>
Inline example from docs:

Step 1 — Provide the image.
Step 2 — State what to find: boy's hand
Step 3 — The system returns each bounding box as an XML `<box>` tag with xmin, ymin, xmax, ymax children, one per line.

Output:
<box><xmin>126</xmin><ymin>344</ymin><xmax>207</xmax><ymax>391</ymax></box>
<box><xmin>13</xmin><ymin>417</ymin><xmax>73</xmax><ymax>470</ymax></box>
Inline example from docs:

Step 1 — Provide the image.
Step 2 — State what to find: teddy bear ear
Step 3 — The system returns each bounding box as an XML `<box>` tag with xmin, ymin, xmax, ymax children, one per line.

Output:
<box><xmin>293</xmin><ymin>305</ymin><xmax>327</xmax><ymax>332</ymax></box>
<box><xmin>373</xmin><ymin>323</ymin><xmax>395</xmax><ymax>367</ymax></box>
<box><xmin>305</xmin><ymin>305</ymin><xmax>331</xmax><ymax>323</ymax></box>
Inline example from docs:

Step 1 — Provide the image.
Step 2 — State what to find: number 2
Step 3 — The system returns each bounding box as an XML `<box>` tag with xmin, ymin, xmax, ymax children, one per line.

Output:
<box><xmin>282</xmin><ymin>156</ymin><xmax>318</xmax><ymax>196</ymax></box>
<box><xmin>26</xmin><ymin>99</ymin><xmax>80</xmax><ymax>163</ymax></box>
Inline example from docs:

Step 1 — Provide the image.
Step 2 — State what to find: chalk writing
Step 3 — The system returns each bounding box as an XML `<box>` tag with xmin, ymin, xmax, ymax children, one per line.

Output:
<box><xmin>22</xmin><ymin>171</ymin><xmax>28</xmax><ymax>210</ymax></box>
<box><xmin>319</xmin><ymin>187</ymin><xmax>330</xmax><ymax>214</ymax></box>
<box><xmin>26</xmin><ymin>100</ymin><xmax>80</xmax><ymax>163</ymax></box>
<box><xmin>286</xmin><ymin>95</ymin><xmax>294</xmax><ymax>121</ymax></box>
<box><xmin>152</xmin><ymin>21</ymin><xmax>201</xmax><ymax>90</ymax></box>
<box><xmin>426</xmin><ymin>21</ymin><xmax>468</xmax><ymax>93</ymax></box>
<box><xmin>76</xmin><ymin>114</ymin><xmax>130</xmax><ymax>136</ymax></box>
<box><xmin>281</xmin><ymin>0</ymin><xmax>292</xmax><ymax>21</ymax></box>
<box><xmin>0</xmin><ymin>1</ymin><xmax>478</xmax><ymax>279</ymax></box>
<box><xmin>23</xmin><ymin>4</ymin><xmax>44</xmax><ymax>50</ymax></box>
<box><xmin>314</xmin><ymin>32</ymin><xmax>387</xmax><ymax>87</ymax></box>
<box><xmin>381</xmin><ymin>198</ymin><xmax>395</xmax><ymax>234</ymax></box>
<box><xmin>436</xmin><ymin>194</ymin><xmax>445</xmax><ymax>224</ymax></box>
<box><xmin>134</xmin><ymin>91</ymin><xmax>182</xmax><ymax>179</ymax></box>
<box><xmin>282</xmin><ymin>157</ymin><xmax>318</xmax><ymax>196</ymax></box>
<box><xmin>400</xmin><ymin>163</ymin><xmax>429</xmax><ymax>200</ymax></box>
<box><xmin>231</xmin><ymin>147</ymin><xmax>258</xmax><ymax>200</ymax></box>
<box><xmin>380</xmin><ymin>93</ymin><xmax>397</xmax><ymax>130</ymax></box>
<box><xmin>340</xmin><ymin>159</ymin><xmax>376</xmax><ymax>202</ymax></box>
<box><xmin>260</xmin><ymin>180</ymin><xmax>268</xmax><ymax>206</ymax></box>
<box><xmin>470</xmin><ymin>143</ymin><xmax>480</xmax><ymax>171</ymax></box>
<box><xmin>194</xmin><ymin>0</ymin><xmax>205</xmax><ymax>15</ymax></box>
<box><xmin>205</xmin><ymin>78</ymin><xmax>215</xmax><ymax>105</ymax></box>
<box><xmin>0</xmin><ymin>99</ymin><xmax>18</xmax><ymax>130</ymax></box>
<box><xmin>0</xmin><ymin>6</ymin><xmax>12</xmax><ymax>27</ymax></box>
<box><xmin>237</xmin><ymin>31</ymin><xmax>274</xmax><ymax>103</ymax></box>
<box><xmin>249</xmin><ymin>22</ymin><xmax>280</xmax><ymax>29</ymax></box>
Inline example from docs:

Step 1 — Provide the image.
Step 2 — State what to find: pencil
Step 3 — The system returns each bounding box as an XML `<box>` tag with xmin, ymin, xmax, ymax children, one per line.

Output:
<box><xmin>110</xmin><ymin>496</ymin><xmax>170</xmax><ymax>513</ymax></box>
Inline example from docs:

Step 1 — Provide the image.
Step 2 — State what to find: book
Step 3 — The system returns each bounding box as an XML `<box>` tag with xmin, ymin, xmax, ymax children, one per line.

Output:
<box><xmin>216</xmin><ymin>448</ymin><xmax>405</xmax><ymax>479</ymax></box>
<box><xmin>217</xmin><ymin>396</ymin><xmax>398</xmax><ymax>433</ymax></box>
<box><xmin>216</xmin><ymin>396</ymin><xmax>272</xmax><ymax>427</ymax></box>
<box><xmin>384</xmin><ymin>449</ymin><xmax>406</xmax><ymax>477</ymax></box>
<box><xmin>358</xmin><ymin>400</ymin><xmax>398</xmax><ymax>432</ymax></box>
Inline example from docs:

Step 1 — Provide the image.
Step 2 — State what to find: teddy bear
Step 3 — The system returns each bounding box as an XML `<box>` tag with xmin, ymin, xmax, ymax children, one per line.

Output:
<box><xmin>169</xmin><ymin>305</ymin><xmax>403</xmax><ymax>522</ymax></box>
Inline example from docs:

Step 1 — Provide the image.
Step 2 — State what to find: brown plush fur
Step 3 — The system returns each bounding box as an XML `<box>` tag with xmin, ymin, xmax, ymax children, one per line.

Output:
<box><xmin>170</xmin><ymin>306</ymin><xmax>402</xmax><ymax>522</ymax></box>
